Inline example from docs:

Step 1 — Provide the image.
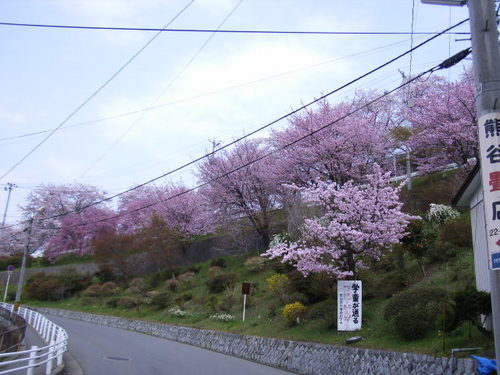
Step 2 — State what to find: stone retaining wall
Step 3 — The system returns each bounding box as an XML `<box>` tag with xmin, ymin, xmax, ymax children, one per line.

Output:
<box><xmin>0</xmin><ymin>263</ymin><xmax>99</xmax><ymax>285</ymax></box>
<box><xmin>33</xmin><ymin>307</ymin><xmax>474</xmax><ymax>375</ymax></box>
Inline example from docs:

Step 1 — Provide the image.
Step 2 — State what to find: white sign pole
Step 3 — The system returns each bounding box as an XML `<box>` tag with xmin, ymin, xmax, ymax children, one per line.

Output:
<box><xmin>242</xmin><ymin>294</ymin><xmax>247</xmax><ymax>322</ymax></box>
<box><xmin>3</xmin><ymin>271</ymin><xmax>11</xmax><ymax>303</ymax></box>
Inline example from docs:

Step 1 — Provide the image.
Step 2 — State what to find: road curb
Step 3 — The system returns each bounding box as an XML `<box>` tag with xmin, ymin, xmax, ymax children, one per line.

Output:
<box><xmin>60</xmin><ymin>351</ymin><xmax>83</xmax><ymax>375</ymax></box>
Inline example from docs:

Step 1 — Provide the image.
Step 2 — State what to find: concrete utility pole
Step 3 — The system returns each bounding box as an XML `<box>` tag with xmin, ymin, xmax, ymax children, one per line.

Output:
<box><xmin>14</xmin><ymin>218</ymin><xmax>32</xmax><ymax>309</ymax></box>
<box><xmin>423</xmin><ymin>0</ymin><xmax>500</xmax><ymax>369</ymax></box>
<box><xmin>468</xmin><ymin>0</ymin><xmax>500</xmax><ymax>369</ymax></box>
<box><xmin>2</xmin><ymin>183</ymin><xmax>17</xmax><ymax>227</ymax></box>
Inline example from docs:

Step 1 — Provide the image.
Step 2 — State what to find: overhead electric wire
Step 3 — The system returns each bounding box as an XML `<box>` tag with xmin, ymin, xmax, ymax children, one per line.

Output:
<box><xmin>17</xmin><ymin>16</ymin><xmax>468</xmax><ymax>227</ymax></box>
<box><xmin>65</xmin><ymin>56</ymin><xmax>460</xmax><ymax>229</ymax></box>
<box><xmin>0</xmin><ymin>17</ymin><xmax>470</xmax><ymax>233</ymax></box>
<box><xmin>78</xmin><ymin>0</ymin><xmax>245</xmax><ymax>179</ymax></box>
<box><xmin>0</xmin><ymin>21</ymin><xmax>470</xmax><ymax>35</ymax></box>
<box><xmin>0</xmin><ymin>0</ymin><xmax>196</xmax><ymax>182</ymax></box>
<box><xmin>0</xmin><ymin>231</ymin><xmax>22</xmax><ymax>246</ymax></box>
<box><xmin>0</xmin><ymin>37</ymin><xmax>421</xmax><ymax>145</ymax></box>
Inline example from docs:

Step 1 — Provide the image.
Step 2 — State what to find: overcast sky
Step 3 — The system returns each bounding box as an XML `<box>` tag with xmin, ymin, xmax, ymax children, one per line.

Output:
<box><xmin>0</xmin><ymin>0</ymin><xmax>471</xmax><ymax>224</ymax></box>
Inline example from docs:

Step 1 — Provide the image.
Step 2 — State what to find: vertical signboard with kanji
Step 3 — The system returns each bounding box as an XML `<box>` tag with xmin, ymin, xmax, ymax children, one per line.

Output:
<box><xmin>478</xmin><ymin>112</ymin><xmax>500</xmax><ymax>270</ymax></box>
<box><xmin>337</xmin><ymin>280</ymin><xmax>362</xmax><ymax>331</ymax></box>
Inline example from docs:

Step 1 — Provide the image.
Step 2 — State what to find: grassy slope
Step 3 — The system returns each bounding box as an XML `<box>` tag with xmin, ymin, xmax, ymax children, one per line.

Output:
<box><xmin>24</xmin><ymin>249</ymin><xmax>493</xmax><ymax>357</ymax></box>
<box><xmin>22</xmin><ymin>170</ymin><xmax>494</xmax><ymax>357</ymax></box>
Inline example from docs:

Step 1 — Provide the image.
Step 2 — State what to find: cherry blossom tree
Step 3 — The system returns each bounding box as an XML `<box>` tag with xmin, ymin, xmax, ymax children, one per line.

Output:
<box><xmin>405</xmin><ymin>69</ymin><xmax>477</xmax><ymax>172</ymax></box>
<box><xmin>118</xmin><ymin>183</ymin><xmax>214</xmax><ymax>240</ymax></box>
<box><xmin>197</xmin><ymin>139</ymin><xmax>280</xmax><ymax>247</ymax></box>
<box><xmin>262</xmin><ymin>164</ymin><xmax>419</xmax><ymax>279</ymax></box>
<box><xmin>0</xmin><ymin>226</ymin><xmax>25</xmax><ymax>255</ymax></box>
<box><xmin>270</xmin><ymin>96</ymin><xmax>394</xmax><ymax>187</ymax></box>
<box><xmin>19</xmin><ymin>183</ymin><xmax>107</xmax><ymax>248</ymax></box>
<box><xmin>44</xmin><ymin>206</ymin><xmax>117</xmax><ymax>261</ymax></box>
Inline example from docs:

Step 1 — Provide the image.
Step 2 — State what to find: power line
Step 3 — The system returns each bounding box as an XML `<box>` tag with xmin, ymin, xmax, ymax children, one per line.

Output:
<box><xmin>0</xmin><ymin>17</ymin><xmax>470</xmax><ymax>232</ymax></box>
<box><xmin>0</xmin><ymin>21</ymin><xmax>470</xmax><ymax>36</ymax></box>
<box><xmin>67</xmin><ymin>60</ymin><xmax>450</xmax><ymax>229</ymax></box>
<box><xmin>31</xmin><ymin>17</ymin><xmax>470</xmax><ymax>224</ymax></box>
<box><xmin>0</xmin><ymin>37</ymin><xmax>419</xmax><ymax>144</ymax></box>
<box><xmin>78</xmin><ymin>0</ymin><xmax>245</xmax><ymax>179</ymax></box>
<box><xmin>0</xmin><ymin>0</ymin><xmax>196</xmax><ymax>182</ymax></box>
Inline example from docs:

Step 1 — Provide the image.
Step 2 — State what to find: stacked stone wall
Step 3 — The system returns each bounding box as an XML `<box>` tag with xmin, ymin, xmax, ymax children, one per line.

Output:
<box><xmin>34</xmin><ymin>307</ymin><xmax>474</xmax><ymax>375</ymax></box>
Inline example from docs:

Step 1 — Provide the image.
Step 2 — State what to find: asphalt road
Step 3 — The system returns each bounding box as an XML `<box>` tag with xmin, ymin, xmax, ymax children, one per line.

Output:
<box><xmin>46</xmin><ymin>314</ymin><xmax>295</xmax><ymax>375</ymax></box>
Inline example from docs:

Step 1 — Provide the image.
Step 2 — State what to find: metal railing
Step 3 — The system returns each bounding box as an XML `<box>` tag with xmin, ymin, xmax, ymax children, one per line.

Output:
<box><xmin>0</xmin><ymin>306</ymin><xmax>27</xmax><ymax>353</ymax></box>
<box><xmin>0</xmin><ymin>304</ymin><xmax>67</xmax><ymax>375</ymax></box>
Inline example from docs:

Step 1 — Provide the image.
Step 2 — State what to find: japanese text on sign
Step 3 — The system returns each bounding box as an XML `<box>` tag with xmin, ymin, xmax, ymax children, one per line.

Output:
<box><xmin>338</xmin><ymin>280</ymin><xmax>362</xmax><ymax>331</ymax></box>
<box><xmin>478</xmin><ymin>113</ymin><xmax>500</xmax><ymax>270</ymax></box>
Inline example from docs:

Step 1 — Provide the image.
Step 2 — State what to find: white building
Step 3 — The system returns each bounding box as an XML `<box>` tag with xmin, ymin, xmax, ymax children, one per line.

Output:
<box><xmin>453</xmin><ymin>165</ymin><xmax>490</xmax><ymax>292</ymax></box>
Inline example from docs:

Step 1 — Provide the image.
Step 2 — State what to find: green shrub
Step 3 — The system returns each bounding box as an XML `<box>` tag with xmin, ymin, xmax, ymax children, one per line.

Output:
<box><xmin>95</xmin><ymin>267</ymin><xmax>116</xmax><ymax>283</ymax></box>
<box><xmin>384</xmin><ymin>287</ymin><xmax>447</xmax><ymax>340</ymax></box>
<box><xmin>308</xmin><ymin>299</ymin><xmax>337</xmax><ymax>330</ymax></box>
<box><xmin>165</xmin><ymin>279</ymin><xmax>180</xmax><ymax>292</ymax></box>
<box><xmin>174</xmin><ymin>293</ymin><xmax>193</xmax><ymax>308</ymax></box>
<box><xmin>207</xmin><ymin>266</ymin><xmax>223</xmax><ymax>278</ymax></box>
<box><xmin>117</xmin><ymin>296</ymin><xmax>139</xmax><ymax>308</ymax></box>
<box><xmin>148</xmin><ymin>267</ymin><xmax>183</xmax><ymax>288</ymax></box>
<box><xmin>371</xmin><ymin>270</ymin><xmax>408</xmax><ymax>299</ymax></box>
<box><xmin>269</xmin><ymin>258</ymin><xmax>295</xmax><ymax>274</ymax></box>
<box><xmin>219</xmin><ymin>286</ymin><xmax>239</xmax><ymax>313</ymax></box>
<box><xmin>148</xmin><ymin>291</ymin><xmax>171</xmax><ymax>309</ymax></box>
<box><xmin>440</xmin><ymin>216</ymin><xmax>472</xmax><ymax>248</ymax></box>
<box><xmin>427</xmin><ymin>241</ymin><xmax>460</xmax><ymax>263</ymax></box>
<box><xmin>80</xmin><ymin>297</ymin><xmax>96</xmax><ymax>305</ymax></box>
<box><xmin>26</xmin><ymin>269</ymin><xmax>92</xmax><ymax>301</ymax></box>
<box><xmin>0</xmin><ymin>253</ymin><xmax>33</xmax><ymax>270</ymax></box>
<box><xmin>285</xmin><ymin>271</ymin><xmax>334</xmax><ymax>303</ymax></box>
<box><xmin>106</xmin><ymin>296</ymin><xmax>121</xmax><ymax>308</ymax></box>
<box><xmin>101</xmin><ymin>281</ymin><xmax>118</xmax><ymax>296</ymax></box>
<box><xmin>286</xmin><ymin>292</ymin><xmax>308</xmax><ymax>305</ymax></box>
<box><xmin>394</xmin><ymin>308</ymin><xmax>436</xmax><ymax>340</ymax></box>
<box><xmin>57</xmin><ymin>269</ymin><xmax>93</xmax><ymax>294</ymax></box>
<box><xmin>282</xmin><ymin>301</ymin><xmax>307</xmax><ymax>325</ymax></box>
<box><xmin>32</xmin><ymin>256</ymin><xmax>51</xmax><ymax>268</ymax></box>
<box><xmin>210</xmin><ymin>258</ymin><xmax>227</xmax><ymax>268</ymax></box>
<box><xmin>128</xmin><ymin>278</ymin><xmax>146</xmax><ymax>291</ymax></box>
<box><xmin>178</xmin><ymin>272</ymin><xmax>195</xmax><ymax>288</ymax></box>
<box><xmin>244</xmin><ymin>256</ymin><xmax>267</xmax><ymax>272</ymax></box>
<box><xmin>206</xmin><ymin>273</ymin><xmax>237</xmax><ymax>293</ymax></box>
<box><xmin>306</xmin><ymin>273</ymin><xmax>336</xmax><ymax>303</ymax></box>
<box><xmin>444</xmin><ymin>287</ymin><xmax>492</xmax><ymax>337</ymax></box>
<box><xmin>81</xmin><ymin>284</ymin><xmax>103</xmax><ymax>298</ymax></box>
<box><xmin>27</xmin><ymin>278</ymin><xmax>66</xmax><ymax>301</ymax></box>
<box><xmin>203</xmin><ymin>295</ymin><xmax>219</xmax><ymax>312</ymax></box>
<box><xmin>185</xmin><ymin>265</ymin><xmax>201</xmax><ymax>273</ymax></box>
<box><xmin>447</xmin><ymin>253</ymin><xmax>475</xmax><ymax>289</ymax></box>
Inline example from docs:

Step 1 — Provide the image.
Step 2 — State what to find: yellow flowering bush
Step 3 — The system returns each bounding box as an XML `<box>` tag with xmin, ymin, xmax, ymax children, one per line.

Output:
<box><xmin>282</xmin><ymin>301</ymin><xmax>307</xmax><ymax>324</ymax></box>
<box><xmin>266</xmin><ymin>273</ymin><xmax>288</xmax><ymax>302</ymax></box>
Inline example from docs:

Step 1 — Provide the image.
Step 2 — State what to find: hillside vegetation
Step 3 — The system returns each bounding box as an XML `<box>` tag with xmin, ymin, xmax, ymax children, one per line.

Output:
<box><xmin>5</xmin><ymin>170</ymin><xmax>493</xmax><ymax>357</ymax></box>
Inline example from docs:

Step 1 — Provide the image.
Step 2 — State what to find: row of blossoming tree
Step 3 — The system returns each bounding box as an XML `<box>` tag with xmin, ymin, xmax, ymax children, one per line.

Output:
<box><xmin>5</xmin><ymin>68</ymin><xmax>476</xmax><ymax>279</ymax></box>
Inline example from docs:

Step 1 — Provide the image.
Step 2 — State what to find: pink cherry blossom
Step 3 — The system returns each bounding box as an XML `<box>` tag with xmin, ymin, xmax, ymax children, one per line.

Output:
<box><xmin>263</xmin><ymin>164</ymin><xmax>419</xmax><ymax>278</ymax></box>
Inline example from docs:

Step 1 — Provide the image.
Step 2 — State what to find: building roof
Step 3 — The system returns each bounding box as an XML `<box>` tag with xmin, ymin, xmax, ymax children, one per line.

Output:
<box><xmin>452</xmin><ymin>163</ymin><xmax>481</xmax><ymax>207</ymax></box>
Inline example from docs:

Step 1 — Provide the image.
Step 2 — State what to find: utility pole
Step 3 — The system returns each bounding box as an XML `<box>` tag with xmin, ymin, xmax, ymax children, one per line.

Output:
<box><xmin>14</xmin><ymin>218</ymin><xmax>32</xmax><ymax>310</ymax></box>
<box><xmin>422</xmin><ymin>0</ymin><xmax>500</xmax><ymax>370</ymax></box>
<box><xmin>468</xmin><ymin>0</ymin><xmax>500</xmax><ymax>370</ymax></box>
<box><xmin>2</xmin><ymin>183</ymin><xmax>17</xmax><ymax>227</ymax></box>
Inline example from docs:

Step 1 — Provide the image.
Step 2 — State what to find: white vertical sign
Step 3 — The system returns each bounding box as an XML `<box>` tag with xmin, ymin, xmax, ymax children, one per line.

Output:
<box><xmin>477</xmin><ymin>112</ymin><xmax>500</xmax><ymax>270</ymax></box>
<box><xmin>337</xmin><ymin>280</ymin><xmax>362</xmax><ymax>331</ymax></box>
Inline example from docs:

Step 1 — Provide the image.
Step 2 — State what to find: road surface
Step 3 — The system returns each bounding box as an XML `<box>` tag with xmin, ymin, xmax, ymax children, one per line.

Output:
<box><xmin>46</xmin><ymin>314</ymin><xmax>295</xmax><ymax>375</ymax></box>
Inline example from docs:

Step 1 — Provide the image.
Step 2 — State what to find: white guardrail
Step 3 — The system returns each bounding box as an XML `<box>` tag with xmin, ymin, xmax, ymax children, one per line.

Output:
<box><xmin>0</xmin><ymin>304</ymin><xmax>67</xmax><ymax>375</ymax></box>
